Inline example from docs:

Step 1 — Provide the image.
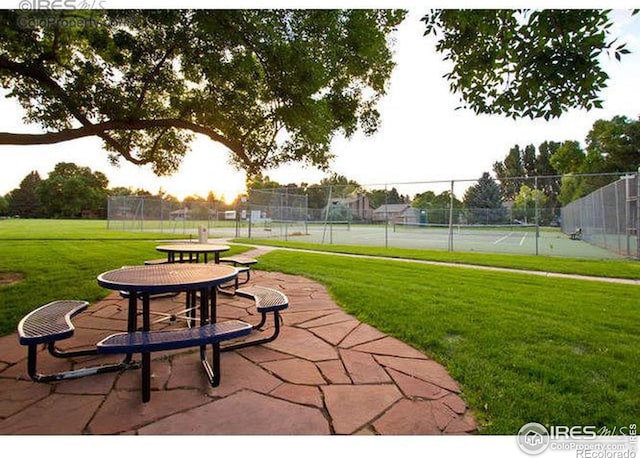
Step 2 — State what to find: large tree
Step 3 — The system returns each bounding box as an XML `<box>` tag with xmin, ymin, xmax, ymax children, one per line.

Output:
<box><xmin>37</xmin><ymin>162</ymin><xmax>109</xmax><ymax>217</ymax></box>
<box><xmin>0</xmin><ymin>9</ymin><xmax>404</xmax><ymax>176</ymax></box>
<box><xmin>422</xmin><ymin>9</ymin><xmax>636</xmax><ymax>120</ymax></box>
<box><xmin>6</xmin><ymin>171</ymin><xmax>42</xmax><ymax>217</ymax></box>
<box><xmin>463</xmin><ymin>172</ymin><xmax>505</xmax><ymax>223</ymax></box>
<box><xmin>493</xmin><ymin>145</ymin><xmax>524</xmax><ymax>200</ymax></box>
<box><xmin>493</xmin><ymin>141</ymin><xmax>563</xmax><ymax>214</ymax></box>
<box><xmin>552</xmin><ymin>116</ymin><xmax>640</xmax><ymax>204</ymax></box>
<box><xmin>411</xmin><ymin>190</ymin><xmax>462</xmax><ymax>224</ymax></box>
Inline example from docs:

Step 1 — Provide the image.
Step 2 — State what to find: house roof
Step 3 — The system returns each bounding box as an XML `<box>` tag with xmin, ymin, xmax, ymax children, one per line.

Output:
<box><xmin>373</xmin><ymin>204</ymin><xmax>412</xmax><ymax>214</ymax></box>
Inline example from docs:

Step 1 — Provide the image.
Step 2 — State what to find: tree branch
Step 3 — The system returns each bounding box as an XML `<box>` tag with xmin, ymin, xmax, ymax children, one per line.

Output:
<box><xmin>0</xmin><ymin>118</ymin><xmax>255</xmax><ymax>169</ymax></box>
<box><xmin>0</xmin><ymin>55</ymin><xmax>137</xmax><ymax>162</ymax></box>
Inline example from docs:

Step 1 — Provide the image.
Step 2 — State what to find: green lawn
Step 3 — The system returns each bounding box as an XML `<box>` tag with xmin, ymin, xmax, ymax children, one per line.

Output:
<box><xmin>0</xmin><ymin>219</ymin><xmax>248</xmax><ymax>335</ymax></box>
<box><xmin>0</xmin><ymin>218</ymin><xmax>189</xmax><ymax>240</ymax></box>
<box><xmin>2</xmin><ymin>220</ymin><xmax>638</xmax><ymax>434</ymax></box>
<box><xmin>256</xmin><ymin>250</ymin><xmax>640</xmax><ymax>434</ymax></box>
<box><xmin>234</xmin><ymin>238</ymin><xmax>640</xmax><ymax>279</ymax></box>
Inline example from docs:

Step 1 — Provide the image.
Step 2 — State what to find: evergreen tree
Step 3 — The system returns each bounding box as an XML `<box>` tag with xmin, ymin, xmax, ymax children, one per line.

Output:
<box><xmin>6</xmin><ymin>171</ymin><xmax>42</xmax><ymax>218</ymax></box>
<box><xmin>463</xmin><ymin>172</ymin><xmax>505</xmax><ymax>224</ymax></box>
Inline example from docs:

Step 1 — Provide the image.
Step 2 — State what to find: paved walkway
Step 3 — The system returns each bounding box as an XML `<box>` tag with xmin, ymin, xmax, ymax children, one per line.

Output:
<box><xmin>0</xmin><ymin>266</ymin><xmax>475</xmax><ymax>435</ymax></box>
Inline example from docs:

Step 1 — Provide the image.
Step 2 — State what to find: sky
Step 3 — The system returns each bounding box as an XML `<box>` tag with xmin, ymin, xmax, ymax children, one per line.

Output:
<box><xmin>1</xmin><ymin>7</ymin><xmax>639</xmax><ymax>202</ymax></box>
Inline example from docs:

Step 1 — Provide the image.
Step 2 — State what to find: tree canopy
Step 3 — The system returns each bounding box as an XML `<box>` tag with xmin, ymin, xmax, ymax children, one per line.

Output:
<box><xmin>0</xmin><ymin>9</ymin><xmax>636</xmax><ymax>179</ymax></box>
<box><xmin>463</xmin><ymin>172</ymin><xmax>505</xmax><ymax>223</ymax></box>
<box><xmin>6</xmin><ymin>171</ymin><xmax>41</xmax><ymax>217</ymax></box>
<box><xmin>0</xmin><ymin>9</ymin><xmax>404</xmax><ymax>176</ymax></box>
<box><xmin>422</xmin><ymin>9</ymin><xmax>635</xmax><ymax>120</ymax></box>
<box><xmin>37</xmin><ymin>162</ymin><xmax>109</xmax><ymax>217</ymax></box>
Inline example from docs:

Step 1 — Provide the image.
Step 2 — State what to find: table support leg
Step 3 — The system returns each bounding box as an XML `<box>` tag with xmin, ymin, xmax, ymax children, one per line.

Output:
<box><xmin>201</xmin><ymin>342</ymin><xmax>221</xmax><ymax>387</ymax></box>
<box><xmin>199</xmin><ymin>287</ymin><xmax>209</xmax><ymax>362</ymax></box>
<box><xmin>141</xmin><ymin>292</ymin><xmax>151</xmax><ymax>402</ymax></box>
<box><xmin>210</xmin><ymin>286</ymin><xmax>217</xmax><ymax>323</ymax></box>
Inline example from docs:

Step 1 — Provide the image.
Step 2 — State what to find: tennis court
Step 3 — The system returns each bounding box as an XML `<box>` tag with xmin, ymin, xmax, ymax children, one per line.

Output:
<box><xmin>252</xmin><ymin>221</ymin><xmax>621</xmax><ymax>259</ymax></box>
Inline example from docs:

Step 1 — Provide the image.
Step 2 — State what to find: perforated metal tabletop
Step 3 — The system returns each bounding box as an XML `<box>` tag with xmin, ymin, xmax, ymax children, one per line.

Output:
<box><xmin>155</xmin><ymin>243</ymin><xmax>230</xmax><ymax>263</ymax></box>
<box><xmin>97</xmin><ymin>263</ymin><xmax>238</xmax><ymax>294</ymax></box>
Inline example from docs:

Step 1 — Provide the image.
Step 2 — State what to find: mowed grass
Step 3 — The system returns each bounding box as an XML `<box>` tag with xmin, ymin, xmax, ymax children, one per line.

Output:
<box><xmin>256</xmin><ymin>250</ymin><xmax>640</xmax><ymax>434</ymax></box>
<box><xmin>0</xmin><ymin>219</ymin><xmax>187</xmax><ymax>240</ymax></box>
<box><xmin>234</xmin><ymin>238</ymin><xmax>640</xmax><ymax>280</ymax></box>
<box><xmin>0</xmin><ymin>219</ymin><xmax>248</xmax><ymax>335</ymax></box>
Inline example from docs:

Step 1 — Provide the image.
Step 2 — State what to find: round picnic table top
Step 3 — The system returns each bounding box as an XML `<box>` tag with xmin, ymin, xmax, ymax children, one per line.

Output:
<box><xmin>97</xmin><ymin>263</ymin><xmax>238</xmax><ymax>294</ymax></box>
<box><xmin>155</xmin><ymin>243</ymin><xmax>230</xmax><ymax>254</ymax></box>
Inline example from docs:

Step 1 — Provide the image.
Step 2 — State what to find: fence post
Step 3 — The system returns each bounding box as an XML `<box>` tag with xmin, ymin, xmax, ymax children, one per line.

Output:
<box><xmin>600</xmin><ymin>187</ymin><xmax>607</xmax><ymax>250</ymax></box>
<box><xmin>534</xmin><ymin>176</ymin><xmax>539</xmax><ymax>256</ymax></box>
<box><xmin>615</xmin><ymin>179</ymin><xmax>622</xmax><ymax>255</ymax></box>
<box><xmin>248</xmin><ymin>201</ymin><xmax>252</xmax><ymax>239</ymax></box>
<box><xmin>636</xmin><ymin>169</ymin><xmax>640</xmax><ymax>259</ymax></box>
<box><xmin>384</xmin><ymin>184</ymin><xmax>389</xmax><ymax>249</ymax></box>
<box><xmin>448</xmin><ymin>180</ymin><xmax>454</xmax><ymax>252</ymax></box>
<box><xmin>321</xmin><ymin>185</ymin><xmax>332</xmax><ymax>244</ymax></box>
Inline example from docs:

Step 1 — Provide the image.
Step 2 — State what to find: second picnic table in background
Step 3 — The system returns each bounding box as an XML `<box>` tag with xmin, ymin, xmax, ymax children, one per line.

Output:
<box><xmin>155</xmin><ymin>243</ymin><xmax>230</xmax><ymax>264</ymax></box>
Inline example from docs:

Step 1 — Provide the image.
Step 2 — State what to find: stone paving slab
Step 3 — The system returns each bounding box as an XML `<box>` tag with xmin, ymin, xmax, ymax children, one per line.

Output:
<box><xmin>0</xmin><ymin>253</ymin><xmax>476</xmax><ymax>435</ymax></box>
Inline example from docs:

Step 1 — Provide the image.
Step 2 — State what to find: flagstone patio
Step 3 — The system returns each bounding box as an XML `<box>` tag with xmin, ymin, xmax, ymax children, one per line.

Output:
<box><xmin>0</xmin><ymin>267</ymin><xmax>476</xmax><ymax>435</ymax></box>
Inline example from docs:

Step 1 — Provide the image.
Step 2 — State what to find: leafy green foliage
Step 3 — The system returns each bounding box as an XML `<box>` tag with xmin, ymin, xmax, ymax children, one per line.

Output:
<box><xmin>37</xmin><ymin>162</ymin><xmax>109</xmax><ymax>218</ymax></box>
<box><xmin>0</xmin><ymin>195</ymin><xmax>7</xmax><ymax>215</ymax></box>
<box><xmin>493</xmin><ymin>145</ymin><xmax>525</xmax><ymax>199</ymax></box>
<box><xmin>463</xmin><ymin>172</ymin><xmax>505</xmax><ymax>223</ymax></box>
<box><xmin>553</xmin><ymin>116</ymin><xmax>640</xmax><ymax>204</ymax></box>
<box><xmin>422</xmin><ymin>10</ymin><xmax>631</xmax><ymax>119</ymax></box>
<box><xmin>550</xmin><ymin>140</ymin><xmax>585</xmax><ymax>174</ymax></box>
<box><xmin>411</xmin><ymin>190</ymin><xmax>462</xmax><ymax>224</ymax></box>
<box><xmin>513</xmin><ymin>184</ymin><xmax>547</xmax><ymax>223</ymax></box>
<box><xmin>493</xmin><ymin>142</ymin><xmax>562</xmax><ymax>220</ymax></box>
<box><xmin>6</xmin><ymin>171</ymin><xmax>42</xmax><ymax>217</ymax></box>
<box><xmin>0</xmin><ymin>10</ymin><xmax>405</xmax><ymax>176</ymax></box>
<box><xmin>366</xmin><ymin>186</ymin><xmax>407</xmax><ymax>208</ymax></box>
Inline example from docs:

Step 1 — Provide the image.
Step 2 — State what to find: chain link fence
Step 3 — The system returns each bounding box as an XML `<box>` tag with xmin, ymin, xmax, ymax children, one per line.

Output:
<box><xmin>106</xmin><ymin>196</ymin><xmax>242</xmax><ymax>238</ymax></box>
<box><xmin>243</xmin><ymin>174</ymin><xmax>638</xmax><ymax>259</ymax></box>
<box><xmin>107</xmin><ymin>172</ymin><xmax>639</xmax><ymax>259</ymax></box>
<box><xmin>561</xmin><ymin>172</ymin><xmax>639</xmax><ymax>258</ymax></box>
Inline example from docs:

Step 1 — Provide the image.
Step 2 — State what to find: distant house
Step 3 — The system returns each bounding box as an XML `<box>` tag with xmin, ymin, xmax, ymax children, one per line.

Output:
<box><xmin>372</xmin><ymin>204</ymin><xmax>420</xmax><ymax>224</ymax></box>
<box><xmin>325</xmin><ymin>194</ymin><xmax>373</xmax><ymax>221</ymax></box>
<box><xmin>170</xmin><ymin>207</ymin><xmax>189</xmax><ymax>221</ymax></box>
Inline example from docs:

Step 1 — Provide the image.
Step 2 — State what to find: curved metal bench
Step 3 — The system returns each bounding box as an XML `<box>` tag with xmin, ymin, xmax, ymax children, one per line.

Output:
<box><xmin>218</xmin><ymin>256</ymin><xmax>258</xmax><ymax>293</ymax></box>
<box><xmin>98</xmin><ymin>320</ymin><xmax>252</xmax><ymax>402</ymax></box>
<box><xmin>17</xmin><ymin>300</ymin><xmax>135</xmax><ymax>382</ymax></box>
<box><xmin>222</xmin><ymin>286</ymin><xmax>288</xmax><ymax>352</ymax></box>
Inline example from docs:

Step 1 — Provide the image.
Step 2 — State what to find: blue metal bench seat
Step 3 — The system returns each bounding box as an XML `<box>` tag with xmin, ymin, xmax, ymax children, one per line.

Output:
<box><xmin>217</xmin><ymin>256</ymin><xmax>258</xmax><ymax>293</ymax></box>
<box><xmin>97</xmin><ymin>320</ymin><xmax>252</xmax><ymax>402</ymax></box>
<box><xmin>17</xmin><ymin>300</ymin><xmax>135</xmax><ymax>382</ymax></box>
<box><xmin>18</xmin><ymin>300</ymin><xmax>88</xmax><ymax>346</ymax></box>
<box><xmin>222</xmin><ymin>286</ymin><xmax>288</xmax><ymax>352</ymax></box>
